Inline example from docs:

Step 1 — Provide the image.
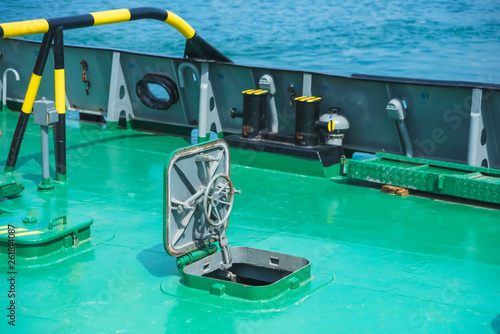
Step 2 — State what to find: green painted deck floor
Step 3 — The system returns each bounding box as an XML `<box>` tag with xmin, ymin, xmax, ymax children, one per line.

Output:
<box><xmin>0</xmin><ymin>111</ymin><xmax>499</xmax><ymax>333</ymax></box>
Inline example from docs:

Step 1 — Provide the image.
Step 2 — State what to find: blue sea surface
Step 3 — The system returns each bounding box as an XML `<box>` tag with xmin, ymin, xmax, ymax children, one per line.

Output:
<box><xmin>1</xmin><ymin>0</ymin><xmax>499</xmax><ymax>83</ymax></box>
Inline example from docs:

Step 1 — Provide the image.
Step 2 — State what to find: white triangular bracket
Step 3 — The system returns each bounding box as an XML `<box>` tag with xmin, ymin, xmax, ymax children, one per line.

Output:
<box><xmin>197</xmin><ymin>62</ymin><xmax>222</xmax><ymax>142</ymax></box>
<box><xmin>467</xmin><ymin>88</ymin><xmax>490</xmax><ymax>167</ymax></box>
<box><xmin>107</xmin><ymin>52</ymin><xmax>134</xmax><ymax>129</ymax></box>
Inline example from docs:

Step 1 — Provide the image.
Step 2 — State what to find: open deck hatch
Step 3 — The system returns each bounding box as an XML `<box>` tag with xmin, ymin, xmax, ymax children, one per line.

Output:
<box><xmin>164</xmin><ymin>139</ymin><xmax>311</xmax><ymax>300</ymax></box>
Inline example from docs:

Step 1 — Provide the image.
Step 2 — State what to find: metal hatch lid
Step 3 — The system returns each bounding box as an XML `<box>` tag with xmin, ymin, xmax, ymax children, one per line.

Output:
<box><xmin>164</xmin><ymin>139</ymin><xmax>236</xmax><ymax>257</ymax></box>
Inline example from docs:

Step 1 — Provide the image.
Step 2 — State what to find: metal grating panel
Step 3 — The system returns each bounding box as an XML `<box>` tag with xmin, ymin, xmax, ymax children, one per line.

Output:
<box><xmin>341</xmin><ymin>153</ymin><xmax>500</xmax><ymax>204</ymax></box>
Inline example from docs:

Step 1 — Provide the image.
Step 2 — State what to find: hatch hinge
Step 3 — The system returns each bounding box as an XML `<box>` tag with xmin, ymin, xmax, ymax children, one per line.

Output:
<box><xmin>0</xmin><ymin>181</ymin><xmax>24</xmax><ymax>198</ymax></box>
<box><xmin>176</xmin><ymin>244</ymin><xmax>218</xmax><ymax>269</ymax></box>
<box><xmin>217</xmin><ymin>228</ymin><xmax>236</xmax><ymax>281</ymax></box>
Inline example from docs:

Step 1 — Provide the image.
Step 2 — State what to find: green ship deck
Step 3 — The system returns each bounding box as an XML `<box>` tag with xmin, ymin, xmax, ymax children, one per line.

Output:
<box><xmin>0</xmin><ymin>110</ymin><xmax>499</xmax><ymax>333</ymax></box>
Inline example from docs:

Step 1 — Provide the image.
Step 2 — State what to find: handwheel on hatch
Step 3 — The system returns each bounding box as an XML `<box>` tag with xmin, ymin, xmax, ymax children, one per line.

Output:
<box><xmin>203</xmin><ymin>173</ymin><xmax>235</xmax><ymax>228</ymax></box>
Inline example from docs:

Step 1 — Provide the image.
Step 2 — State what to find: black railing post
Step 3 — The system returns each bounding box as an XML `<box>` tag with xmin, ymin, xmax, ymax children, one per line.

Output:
<box><xmin>53</xmin><ymin>26</ymin><xmax>66</xmax><ymax>181</ymax></box>
<box><xmin>4</xmin><ymin>32</ymin><xmax>53</xmax><ymax>172</ymax></box>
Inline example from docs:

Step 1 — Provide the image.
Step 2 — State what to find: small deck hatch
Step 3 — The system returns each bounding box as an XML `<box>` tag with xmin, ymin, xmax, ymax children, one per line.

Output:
<box><xmin>164</xmin><ymin>139</ymin><xmax>311</xmax><ymax>300</ymax></box>
<box><xmin>0</xmin><ymin>211</ymin><xmax>92</xmax><ymax>266</ymax></box>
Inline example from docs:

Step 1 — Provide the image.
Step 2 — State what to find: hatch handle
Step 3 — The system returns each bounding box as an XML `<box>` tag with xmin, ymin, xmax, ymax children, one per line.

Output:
<box><xmin>48</xmin><ymin>215</ymin><xmax>68</xmax><ymax>230</ymax></box>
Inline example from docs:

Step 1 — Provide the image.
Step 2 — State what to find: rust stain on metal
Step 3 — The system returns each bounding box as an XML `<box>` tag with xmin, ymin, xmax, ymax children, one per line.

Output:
<box><xmin>381</xmin><ymin>184</ymin><xmax>409</xmax><ymax>196</ymax></box>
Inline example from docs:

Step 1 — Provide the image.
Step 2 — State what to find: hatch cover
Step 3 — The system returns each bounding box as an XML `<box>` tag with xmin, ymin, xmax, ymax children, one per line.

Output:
<box><xmin>0</xmin><ymin>211</ymin><xmax>92</xmax><ymax>265</ymax></box>
<box><xmin>163</xmin><ymin>140</ymin><xmax>312</xmax><ymax>300</ymax></box>
<box><xmin>164</xmin><ymin>139</ymin><xmax>235</xmax><ymax>257</ymax></box>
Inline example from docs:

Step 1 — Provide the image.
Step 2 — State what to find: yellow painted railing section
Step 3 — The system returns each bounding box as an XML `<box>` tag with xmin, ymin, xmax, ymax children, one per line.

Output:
<box><xmin>0</xmin><ymin>19</ymin><xmax>49</xmax><ymax>38</ymax></box>
<box><xmin>0</xmin><ymin>8</ymin><xmax>196</xmax><ymax>40</ymax></box>
<box><xmin>3</xmin><ymin>7</ymin><xmax>203</xmax><ymax>174</ymax></box>
<box><xmin>90</xmin><ymin>9</ymin><xmax>131</xmax><ymax>26</ymax></box>
<box><xmin>21</xmin><ymin>74</ymin><xmax>42</xmax><ymax>114</ymax></box>
<box><xmin>54</xmin><ymin>69</ymin><xmax>66</xmax><ymax>114</ymax></box>
<box><xmin>165</xmin><ymin>11</ymin><xmax>195</xmax><ymax>39</ymax></box>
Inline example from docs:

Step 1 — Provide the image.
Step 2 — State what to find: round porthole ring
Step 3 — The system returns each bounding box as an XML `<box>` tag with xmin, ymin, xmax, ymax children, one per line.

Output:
<box><xmin>135</xmin><ymin>73</ymin><xmax>179</xmax><ymax>110</ymax></box>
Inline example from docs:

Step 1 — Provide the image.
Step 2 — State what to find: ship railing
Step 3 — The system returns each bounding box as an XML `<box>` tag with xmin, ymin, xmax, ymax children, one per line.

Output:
<box><xmin>0</xmin><ymin>7</ymin><xmax>231</xmax><ymax>179</ymax></box>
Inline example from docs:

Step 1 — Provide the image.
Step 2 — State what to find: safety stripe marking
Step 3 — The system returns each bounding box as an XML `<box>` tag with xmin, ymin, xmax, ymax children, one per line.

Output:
<box><xmin>165</xmin><ymin>11</ymin><xmax>195</xmax><ymax>39</ymax></box>
<box><xmin>0</xmin><ymin>19</ymin><xmax>49</xmax><ymax>39</ymax></box>
<box><xmin>90</xmin><ymin>9</ymin><xmax>131</xmax><ymax>26</ymax></box>
<box><xmin>242</xmin><ymin>89</ymin><xmax>268</xmax><ymax>95</ymax></box>
<box><xmin>21</xmin><ymin>73</ymin><xmax>42</xmax><ymax>114</ymax></box>
<box><xmin>55</xmin><ymin>69</ymin><xmax>66</xmax><ymax>114</ymax></box>
<box><xmin>328</xmin><ymin>120</ymin><xmax>335</xmax><ymax>132</ymax></box>
<box><xmin>15</xmin><ymin>231</ymin><xmax>44</xmax><ymax>237</ymax></box>
<box><xmin>294</xmin><ymin>96</ymin><xmax>322</xmax><ymax>102</ymax></box>
<box><xmin>0</xmin><ymin>9</ymin><xmax>195</xmax><ymax>40</ymax></box>
<box><xmin>307</xmin><ymin>97</ymin><xmax>322</xmax><ymax>102</ymax></box>
<box><xmin>0</xmin><ymin>228</ymin><xmax>27</xmax><ymax>234</ymax></box>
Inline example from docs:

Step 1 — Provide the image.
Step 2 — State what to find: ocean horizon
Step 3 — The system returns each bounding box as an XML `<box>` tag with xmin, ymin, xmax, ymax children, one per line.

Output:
<box><xmin>1</xmin><ymin>0</ymin><xmax>499</xmax><ymax>84</ymax></box>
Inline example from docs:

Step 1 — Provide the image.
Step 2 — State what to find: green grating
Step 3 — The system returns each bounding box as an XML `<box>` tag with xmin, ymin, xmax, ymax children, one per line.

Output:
<box><xmin>341</xmin><ymin>152</ymin><xmax>500</xmax><ymax>204</ymax></box>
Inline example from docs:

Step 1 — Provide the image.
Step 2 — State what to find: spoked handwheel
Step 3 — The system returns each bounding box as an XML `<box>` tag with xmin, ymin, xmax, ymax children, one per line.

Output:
<box><xmin>203</xmin><ymin>173</ymin><xmax>235</xmax><ymax>227</ymax></box>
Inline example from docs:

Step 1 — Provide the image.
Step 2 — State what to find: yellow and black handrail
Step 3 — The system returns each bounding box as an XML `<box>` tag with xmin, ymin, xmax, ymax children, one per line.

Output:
<box><xmin>0</xmin><ymin>8</ymin><xmax>231</xmax><ymax>63</ymax></box>
<box><xmin>2</xmin><ymin>7</ymin><xmax>231</xmax><ymax>176</ymax></box>
<box><xmin>0</xmin><ymin>8</ymin><xmax>195</xmax><ymax>39</ymax></box>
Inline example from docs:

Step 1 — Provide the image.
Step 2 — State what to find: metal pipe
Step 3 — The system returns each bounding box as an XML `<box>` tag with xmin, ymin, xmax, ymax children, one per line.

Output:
<box><xmin>268</xmin><ymin>94</ymin><xmax>278</xmax><ymax>133</ymax></box>
<box><xmin>2</xmin><ymin>68</ymin><xmax>20</xmax><ymax>112</ymax></box>
<box><xmin>386</xmin><ymin>98</ymin><xmax>413</xmax><ymax>158</ymax></box>
<box><xmin>41</xmin><ymin>126</ymin><xmax>50</xmax><ymax>182</ymax></box>
<box><xmin>198</xmin><ymin>63</ymin><xmax>210</xmax><ymax>143</ymax></box>
<box><xmin>38</xmin><ymin>122</ymin><xmax>54</xmax><ymax>191</ymax></box>
<box><xmin>397</xmin><ymin>120</ymin><xmax>413</xmax><ymax>157</ymax></box>
<box><xmin>4</xmin><ymin>32</ymin><xmax>53</xmax><ymax>172</ymax></box>
<box><xmin>258</xmin><ymin>74</ymin><xmax>278</xmax><ymax>133</ymax></box>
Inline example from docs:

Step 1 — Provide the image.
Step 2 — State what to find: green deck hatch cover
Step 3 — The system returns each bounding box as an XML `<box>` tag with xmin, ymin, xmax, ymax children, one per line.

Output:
<box><xmin>0</xmin><ymin>210</ymin><xmax>93</xmax><ymax>263</ymax></box>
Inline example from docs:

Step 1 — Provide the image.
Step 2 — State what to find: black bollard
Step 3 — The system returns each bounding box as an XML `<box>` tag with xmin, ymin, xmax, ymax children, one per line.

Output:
<box><xmin>295</xmin><ymin>96</ymin><xmax>322</xmax><ymax>146</ymax></box>
<box><xmin>241</xmin><ymin>89</ymin><xmax>268</xmax><ymax>138</ymax></box>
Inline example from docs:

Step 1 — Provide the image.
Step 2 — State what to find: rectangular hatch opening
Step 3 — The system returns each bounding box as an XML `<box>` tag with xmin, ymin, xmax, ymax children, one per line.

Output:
<box><xmin>202</xmin><ymin>263</ymin><xmax>293</xmax><ymax>287</ymax></box>
<box><xmin>181</xmin><ymin>247</ymin><xmax>311</xmax><ymax>299</ymax></box>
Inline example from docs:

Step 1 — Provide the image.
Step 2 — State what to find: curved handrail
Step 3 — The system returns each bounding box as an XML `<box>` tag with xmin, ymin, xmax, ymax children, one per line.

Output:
<box><xmin>0</xmin><ymin>7</ymin><xmax>231</xmax><ymax>63</ymax></box>
<box><xmin>2</xmin><ymin>7</ymin><xmax>232</xmax><ymax>175</ymax></box>
<box><xmin>0</xmin><ymin>8</ymin><xmax>193</xmax><ymax>39</ymax></box>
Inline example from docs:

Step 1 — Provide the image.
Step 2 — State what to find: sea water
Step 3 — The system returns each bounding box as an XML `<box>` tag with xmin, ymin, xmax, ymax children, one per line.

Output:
<box><xmin>1</xmin><ymin>0</ymin><xmax>499</xmax><ymax>84</ymax></box>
